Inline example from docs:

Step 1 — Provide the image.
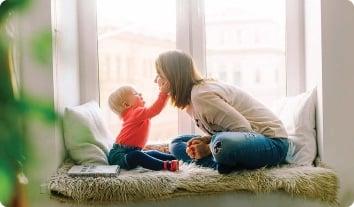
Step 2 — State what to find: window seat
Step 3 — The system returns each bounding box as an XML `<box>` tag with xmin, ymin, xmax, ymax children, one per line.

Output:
<box><xmin>55</xmin><ymin>99</ymin><xmax>337</xmax><ymax>205</ymax></box>
<box><xmin>48</xmin><ymin>158</ymin><xmax>338</xmax><ymax>205</ymax></box>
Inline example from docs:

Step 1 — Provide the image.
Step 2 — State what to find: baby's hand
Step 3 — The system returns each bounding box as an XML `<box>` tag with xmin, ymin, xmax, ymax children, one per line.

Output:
<box><xmin>159</xmin><ymin>80</ymin><xmax>170</xmax><ymax>93</ymax></box>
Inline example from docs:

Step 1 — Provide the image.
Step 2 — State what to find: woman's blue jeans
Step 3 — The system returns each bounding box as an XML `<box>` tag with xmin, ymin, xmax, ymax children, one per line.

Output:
<box><xmin>169</xmin><ymin>132</ymin><xmax>289</xmax><ymax>173</ymax></box>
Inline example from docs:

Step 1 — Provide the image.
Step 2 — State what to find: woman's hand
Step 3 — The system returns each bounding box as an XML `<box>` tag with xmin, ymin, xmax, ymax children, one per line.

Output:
<box><xmin>186</xmin><ymin>136</ymin><xmax>212</xmax><ymax>159</ymax></box>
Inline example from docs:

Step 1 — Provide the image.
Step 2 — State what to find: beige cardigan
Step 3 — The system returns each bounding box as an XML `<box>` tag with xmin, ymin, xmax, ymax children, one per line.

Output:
<box><xmin>186</xmin><ymin>80</ymin><xmax>288</xmax><ymax>138</ymax></box>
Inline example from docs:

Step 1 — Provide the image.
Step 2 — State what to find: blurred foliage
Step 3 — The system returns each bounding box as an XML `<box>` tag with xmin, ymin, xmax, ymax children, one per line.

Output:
<box><xmin>0</xmin><ymin>0</ymin><xmax>58</xmax><ymax>206</ymax></box>
<box><xmin>31</xmin><ymin>30</ymin><xmax>52</xmax><ymax>66</ymax></box>
<box><xmin>0</xmin><ymin>0</ymin><xmax>30</xmax><ymax>25</ymax></box>
<box><xmin>0</xmin><ymin>162</ymin><xmax>14</xmax><ymax>204</ymax></box>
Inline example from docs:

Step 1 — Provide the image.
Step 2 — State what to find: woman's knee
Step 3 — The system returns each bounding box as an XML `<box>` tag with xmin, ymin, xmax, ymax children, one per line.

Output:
<box><xmin>211</xmin><ymin>132</ymin><xmax>247</xmax><ymax>152</ymax></box>
<box><xmin>211</xmin><ymin>139</ymin><xmax>233</xmax><ymax>164</ymax></box>
<box><xmin>211</xmin><ymin>132</ymin><xmax>258</xmax><ymax>164</ymax></box>
<box><xmin>212</xmin><ymin>150</ymin><xmax>231</xmax><ymax>165</ymax></box>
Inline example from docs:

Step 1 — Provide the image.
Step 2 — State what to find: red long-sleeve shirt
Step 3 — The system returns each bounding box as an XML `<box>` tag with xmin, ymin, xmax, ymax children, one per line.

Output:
<box><xmin>115</xmin><ymin>92</ymin><xmax>169</xmax><ymax>148</ymax></box>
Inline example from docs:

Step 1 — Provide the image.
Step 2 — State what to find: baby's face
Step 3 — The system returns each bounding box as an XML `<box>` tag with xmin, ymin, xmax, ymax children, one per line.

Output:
<box><xmin>126</xmin><ymin>89</ymin><xmax>145</xmax><ymax>107</ymax></box>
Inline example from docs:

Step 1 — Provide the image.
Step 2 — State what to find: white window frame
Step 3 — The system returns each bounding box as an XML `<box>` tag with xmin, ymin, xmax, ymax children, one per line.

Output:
<box><xmin>77</xmin><ymin>0</ymin><xmax>306</xmax><ymax>135</ymax></box>
<box><xmin>286</xmin><ymin>0</ymin><xmax>306</xmax><ymax>95</ymax></box>
<box><xmin>77</xmin><ymin>0</ymin><xmax>100</xmax><ymax>103</ymax></box>
<box><xmin>176</xmin><ymin>0</ymin><xmax>205</xmax><ymax>134</ymax></box>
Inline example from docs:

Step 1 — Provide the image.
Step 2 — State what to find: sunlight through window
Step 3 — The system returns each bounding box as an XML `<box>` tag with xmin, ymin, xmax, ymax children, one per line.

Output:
<box><xmin>205</xmin><ymin>0</ymin><xmax>286</xmax><ymax>107</ymax></box>
<box><xmin>97</xmin><ymin>0</ymin><xmax>286</xmax><ymax>142</ymax></box>
<box><xmin>97</xmin><ymin>0</ymin><xmax>177</xmax><ymax>143</ymax></box>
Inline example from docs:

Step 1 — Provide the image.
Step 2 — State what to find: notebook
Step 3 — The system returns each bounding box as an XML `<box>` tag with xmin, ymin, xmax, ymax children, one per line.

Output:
<box><xmin>67</xmin><ymin>165</ymin><xmax>120</xmax><ymax>177</ymax></box>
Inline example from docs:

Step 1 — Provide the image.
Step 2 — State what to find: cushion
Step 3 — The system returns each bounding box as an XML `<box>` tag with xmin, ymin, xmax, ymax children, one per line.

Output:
<box><xmin>63</xmin><ymin>101</ymin><xmax>114</xmax><ymax>165</ymax></box>
<box><xmin>272</xmin><ymin>88</ymin><xmax>317</xmax><ymax>166</ymax></box>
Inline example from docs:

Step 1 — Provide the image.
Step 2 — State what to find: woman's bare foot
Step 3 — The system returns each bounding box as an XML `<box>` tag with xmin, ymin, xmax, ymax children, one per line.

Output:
<box><xmin>186</xmin><ymin>136</ymin><xmax>212</xmax><ymax>159</ymax></box>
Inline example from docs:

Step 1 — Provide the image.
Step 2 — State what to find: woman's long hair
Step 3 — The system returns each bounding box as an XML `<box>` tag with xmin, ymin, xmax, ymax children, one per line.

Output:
<box><xmin>155</xmin><ymin>50</ymin><xmax>204</xmax><ymax>109</ymax></box>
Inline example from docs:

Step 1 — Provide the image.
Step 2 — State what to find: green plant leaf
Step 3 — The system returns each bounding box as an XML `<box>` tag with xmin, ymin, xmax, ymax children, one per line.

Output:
<box><xmin>0</xmin><ymin>39</ymin><xmax>15</xmax><ymax>102</ymax></box>
<box><xmin>18</xmin><ymin>94</ymin><xmax>59</xmax><ymax>123</ymax></box>
<box><xmin>0</xmin><ymin>161</ymin><xmax>16</xmax><ymax>205</ymax></box>
<box><xmin>31</xmin><ymin>29</ymin><xmax>52</xmax><ymax>66</ymax></box>
<box><xmin>0</xmin><ymin>0</ymin><xmax>31</xmax><ymax>25</ymax></box>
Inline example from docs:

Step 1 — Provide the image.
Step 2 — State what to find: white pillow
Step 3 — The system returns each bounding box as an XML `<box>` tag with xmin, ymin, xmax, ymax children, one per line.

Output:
<box><xmin>63</xmin><ymin>101</ymin><xmax>114</xmax><ymax>165</ymax></box>
<box><xmin>272</xmin><ymin>88</ymin><xmax>317</xmax><ymax>166</ymax></box>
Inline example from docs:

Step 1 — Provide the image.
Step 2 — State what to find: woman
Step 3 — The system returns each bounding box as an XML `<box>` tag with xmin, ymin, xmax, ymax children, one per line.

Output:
<box><xmin>155</xmin><ymin>50</ymin><xmax>294</xmax><ymax>174</ymax></box>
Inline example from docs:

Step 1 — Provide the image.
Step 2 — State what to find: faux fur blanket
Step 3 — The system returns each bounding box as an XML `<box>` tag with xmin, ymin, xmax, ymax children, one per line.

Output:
<box><xmin>48</xmin><ymin>161</ymin><xmax>338</xmax><ymax>205</ymax></box>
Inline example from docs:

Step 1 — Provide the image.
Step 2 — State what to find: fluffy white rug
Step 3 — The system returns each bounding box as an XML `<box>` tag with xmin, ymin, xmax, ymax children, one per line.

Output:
<box><xmin>48</xmin><ymin>161</ymin><xmax>338</xmax><ymax>205</ymax></box>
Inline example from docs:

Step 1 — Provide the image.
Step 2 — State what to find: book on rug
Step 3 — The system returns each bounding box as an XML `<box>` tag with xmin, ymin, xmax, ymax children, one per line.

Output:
<box><xmin>68</xmin><ymin>165</ymin><xmax>120</xmax><ymax>177</ymax></box>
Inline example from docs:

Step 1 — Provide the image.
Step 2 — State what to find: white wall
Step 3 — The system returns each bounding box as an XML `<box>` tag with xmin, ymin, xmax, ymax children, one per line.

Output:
<box><xmin>16</xmin><ymin>0</ymin><xmax>81</xmax><ymax>205</ymax></box>
<box><xmin>321</xmin><ymin>0</ymin><xmax>354</xmax><ymax>205</ymax></box>
<box><xmin>305</xmin><ymin>0</ymin><xmax>354</xmax><ymax>206</ymax></box>
<box><xmin>16</xmin><ymin>0</ymin><xmax>58</xmax><ymax>204</ymax></box>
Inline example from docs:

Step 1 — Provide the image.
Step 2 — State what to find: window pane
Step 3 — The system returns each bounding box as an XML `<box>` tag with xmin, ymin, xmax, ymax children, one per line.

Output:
<box><xmin>205</xmin><ymin>0</ymin><xmax>286</xmax><ymax>107</ymax></box>
<box><xmin>97</xmin><ymin>0</ymin><xmax>177</xmax><ymax>143</ymax></box>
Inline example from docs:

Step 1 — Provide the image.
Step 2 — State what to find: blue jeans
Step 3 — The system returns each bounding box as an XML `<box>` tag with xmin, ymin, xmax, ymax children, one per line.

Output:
<box><xmin>169</xmin><ymin>135</ymin><xmax>218</xmax><ymax>169</ymax></box>
<box><xmin>108</xmin><ymin>144</ymin><xmax>176</xmax><ymax>170</ymax></box>
<box><xmin>169</xmin><ymin>132</ymin><xmax>289</xmax><ymax>174</ymax></box>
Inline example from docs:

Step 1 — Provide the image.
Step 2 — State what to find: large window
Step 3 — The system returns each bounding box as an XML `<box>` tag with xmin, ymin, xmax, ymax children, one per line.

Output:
<box><xmin>96</xmin><ymin>0</ymin><xmax>287</xmax><ymax>143</ymax></box>
<box><xmin>97</xmin><ymin>0</ymin><xmax>177</xmax><ymax>143</ymax></box>
<box><xmin>205</xmin><ymin>0</ymin><xmax>286</xmax><ymax>107</ymax></box>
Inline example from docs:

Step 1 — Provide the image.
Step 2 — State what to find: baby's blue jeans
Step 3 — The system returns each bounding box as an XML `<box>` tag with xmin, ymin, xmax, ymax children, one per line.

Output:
<box><xmin>108</xmin><ymin>144</ymin><xmax>176</xmax><ymax>170</ymax></box>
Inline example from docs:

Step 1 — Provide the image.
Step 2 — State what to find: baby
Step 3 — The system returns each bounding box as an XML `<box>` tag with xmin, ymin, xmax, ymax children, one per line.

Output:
<box><xmin>107</xmin><ymin>83</ymin><xmax>179</xmax><ymax>172</ymax></box>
